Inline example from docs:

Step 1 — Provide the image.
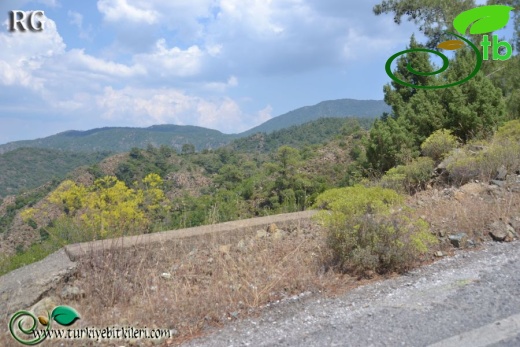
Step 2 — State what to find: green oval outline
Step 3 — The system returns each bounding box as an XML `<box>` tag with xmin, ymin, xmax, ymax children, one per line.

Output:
<box><xmin>385</xmin><ymin>32</ymin><xmax>483</xmax><ymax>89</ymax></box>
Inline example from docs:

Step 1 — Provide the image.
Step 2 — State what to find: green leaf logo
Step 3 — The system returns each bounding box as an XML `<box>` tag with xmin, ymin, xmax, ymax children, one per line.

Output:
<box><xmin>51</xmin><ymin>306</ymin><xmax>80</xmax><ymax>326</ymax></box>
<box><xmin>453</xmin><ymin>5</ymin><xmax>514</xmax><ymax>35</ymax></box>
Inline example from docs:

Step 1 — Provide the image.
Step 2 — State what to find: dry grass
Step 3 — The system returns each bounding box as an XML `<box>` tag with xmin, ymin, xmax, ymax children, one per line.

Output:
<box><xmin>38</xmin><ymin>220</ymin><xmax>356</xmax><ymax>346</ymax></box>
<box><xmin>409</xmin><ymin>184</ymin><xmax>520</xmax><ymax>244</ymax></box>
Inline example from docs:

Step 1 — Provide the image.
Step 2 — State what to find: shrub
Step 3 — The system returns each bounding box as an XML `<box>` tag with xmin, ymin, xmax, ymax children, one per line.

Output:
<box><xmin>443</xmin><ymin>128</ymin><xmax>520</xmax><ymax>184</ymax></box>
<box><xmin>380</xmin><ymin>157</ymin><xmax>435</xmax><ymax>194</ymax></box>
<box><xmin>445</xmin><ymin>149</ymin><xmax>481</xmax><ymax>185</ymax></box>
<box><xmin>27</xmin><ymin>218</ymin><xmax>38</xmax><ymax>230</ymax></box>
<box><xmin>478</xmin><ymin>143</ymin><xmax>520</xmax><ymax>179</ymax></box>
<box><xmin>494</xmin><ymin>119</ymin><xmax>520</xmax><ymax>143</ymax></box>
<box><xmin>420</xmin><ymin>129</ymin><xmax>459</xmax><ymax>162</ymax></box>
<box><xmin>314</xmin><ymin>185</ymin><xmax>437</xmax><ymax>276</ymax></box>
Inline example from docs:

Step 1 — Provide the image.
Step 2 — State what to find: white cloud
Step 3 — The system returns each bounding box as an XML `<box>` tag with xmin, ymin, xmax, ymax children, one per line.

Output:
<box><xmin>68</xmin><ymin>10</ymin><xmax>93</xmax><ymax>40</ymax></box>
<box><xmin>133</xmin><ymin>40</ymin><xmax>204</xmax><ymax>77</ymax></box>
<box><xmin>97</xmin><ymin>0</ymin><xmax>159</xmax><ymax>24</ymax></box>
<box><xmin>95</xmin><ymin>86</ymin><xmax>254</xmax><ymax>133</ymax></box>
<box><xmin>0</xmin><ymin>16</ymin><xmax>64</xmax><ymax>91</ymax></box>
<box><xmin>203</xmin><ymin>75</ymin><xmax>238</xmax><ymax>92</ymax></box>
<box><xmin>64</xmin><ymin>49</ymin><xmax>146</xmax><ymax>78</ymax></box>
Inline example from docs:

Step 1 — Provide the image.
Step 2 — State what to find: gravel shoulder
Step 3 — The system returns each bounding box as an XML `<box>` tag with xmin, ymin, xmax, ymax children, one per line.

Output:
<box><xmin>185</xmin><ymin>240</ymin><xmax>520</xmax><ymax>347</ymax></box>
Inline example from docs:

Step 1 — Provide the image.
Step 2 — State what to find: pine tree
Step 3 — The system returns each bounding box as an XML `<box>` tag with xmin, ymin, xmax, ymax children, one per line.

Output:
<box><xmin>384</xmin><ymin>35</ymin><xmax>438</xmax><ymax>116</ymax></box>
<box><xmin>440</xmin><ymin>47</ymin><xmax>507</xmax><ymax>141</ymax></box>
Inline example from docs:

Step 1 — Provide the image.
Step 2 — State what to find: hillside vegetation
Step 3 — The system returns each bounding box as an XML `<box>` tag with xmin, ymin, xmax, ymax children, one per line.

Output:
<box><xmin>240</xmin><ymin>98</ymin><xmax>390</xmax><ymax>136</ymax></box>
<box><xmin>0</xmin><ymin>125</ymin><xmax>232</xmax><ymax>154</ymax></box>
<box><xmin>230</xmin><ymin>117</ymin><xmax>373</xmax><ymax>153</ymax></box>
<box><xmin>0</xmin><ymin>148</ymin><xmax>111</xmax><ymax>198</ymax></box>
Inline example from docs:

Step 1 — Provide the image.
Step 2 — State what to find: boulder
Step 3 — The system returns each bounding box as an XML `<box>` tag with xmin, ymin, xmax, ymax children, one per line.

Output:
<box><xmin>489</xmin><ymin>221</ymin><xmax>508</xmax><ymax>241</ymax></box>
<box><xmin>490</xmin><ymin>180</ymin><xmax>506</xmax><ymax>187</ymax></box>
<box><xmin>495</xmin><ymin>165</ymin><xmax>508</xmax><ymax>181</ymax></box>
<box><xmin>448</xmin><ymin>233</ymin><xmax>468</xmax><ymax>248</ymax></box>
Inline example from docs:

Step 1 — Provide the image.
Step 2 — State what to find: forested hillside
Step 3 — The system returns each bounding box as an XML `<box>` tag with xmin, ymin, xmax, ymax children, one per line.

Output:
<box><xmin>241</xmin><ymin>98</ymin><xmax>390</xmax><ymax>136</ymax></box>
<box><xmin>0</xmin><ymin>117</ymin><xmax>367</xmax><ymax>264</ymax></box>
<box><xmin>0</xmin><ymin>148</ymin><xmax>111</xmax><ymax>198</ymax></box>
<box><xmin>230</xmin><ymin>117</ymin><xmax>373</xmax><ymax>153</ymax></box>
<box><xmin>0</xmin><ymin>125</ymin><xmax>233</xmax><ymax>154</ymax></box>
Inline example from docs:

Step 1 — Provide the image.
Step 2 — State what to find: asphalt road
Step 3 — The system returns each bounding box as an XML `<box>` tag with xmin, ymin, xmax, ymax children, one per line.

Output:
<box><xmin>186</xmin><ymin>240</ymin><xmax>520</xmax><ymax>347</ymax></box>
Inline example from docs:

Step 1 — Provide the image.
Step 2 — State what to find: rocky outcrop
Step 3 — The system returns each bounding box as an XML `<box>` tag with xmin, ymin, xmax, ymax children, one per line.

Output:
<box><xmin>0</xmin><ymin>249</ymin><xmax>76</xmax><ymax>321</ymax></box>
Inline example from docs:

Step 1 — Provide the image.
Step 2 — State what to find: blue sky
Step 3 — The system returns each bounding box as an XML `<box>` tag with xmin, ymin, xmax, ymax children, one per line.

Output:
<box><xmin>0</xmin><ymin>0</ymin><xmax>513</xmax><ymax>144</ymax></box>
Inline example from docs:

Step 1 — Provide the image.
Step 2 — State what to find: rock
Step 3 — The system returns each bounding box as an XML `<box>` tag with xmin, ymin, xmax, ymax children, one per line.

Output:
<box><xmin>489</xmin><ymin>221</ymin><xmax>508</xmax><ymax>241</ymax></box>
<box><xmin>60</xmin><ymin>285</ymin><xmax>85</xmax><ymax>300</ymax></box>
<box><xmin>448</xmin><ymin>233</ymin><xmax>468</xmax><ymax>248</ymax></box>
<box><xmin>267</xmin><ymin>223</ymin><xmax>278</xmax><ymax>233</ymax></box>
<box><xmin>505</xmin><ymin>231</ymin><xmax>516</xmax><ymax>242</ymax></box>
<box><xmin>0</xmin><ymin>249</ymin><xmax>77</xmax><ymax>319</ymax></box>
<box><xmin>490</xmin><ymin>180</ymin><xmax>506</xmax><ymax>187</ymax></box>
<box><xmin>496</xmin><ymin>165</ymin><xmax>508</xmax><ymax>180</ymax></box>
<box><xmin>256</xmin><ymin>230</ymin><xmax>268</xmax><ymax>239</ymax></box>
<box><xmin>219</xmin><ymin>244</ymin><xmax>231</xmax><ymax>255</ymax></box>
<box><xmin>272</xmin><ymin>229</ymin><xmax>288</xmax><ymax>240</ymax></box>
<box><xmin>438</xmin><ymin>230</ymin><xmax>447</xmax><ymax>238</ymax></box>
<box><xmin>460</xmin><ymin>182</ymin><xmax>485</xmax><ymax>196</ymax></box>
<box><xmin>436</xmin><ymin>149</ymin><xmax>463</xmax><ymax>175</ymax></box>
<box><xmin>237</xmin><ymin>239</ymin><xmax>246</xmax><ymax>251</ymax></box>
<box><xmin>509</xmin><ymin>217</ymin><xmax>520</xmax><ymax>234</ymax></box>
<box><xmin>435</xmin><ymin>251</ymin><xmax>444</xmax><ymax>257</ymax></box>
<box><xmin>160</xmin><ymin>272</ymin><xmax>172</xmax><ymax>280</ymax></box>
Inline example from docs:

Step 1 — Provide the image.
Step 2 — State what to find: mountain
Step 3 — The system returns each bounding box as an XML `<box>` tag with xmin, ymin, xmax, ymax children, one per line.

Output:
<box><xmin>230</xmin><ymin>117</ymin><xmax>374</xmax><ymax>153</ymax></box>
<box><xmin>0</xmin><ymin>99</ymin><xmax>389</xmax><ymax>155</ymax></box>
<box><xmin>239</xmin><ymin>98</ymin><xmax>390</xmax><ymax>136</ymax></box>
<box><xmin>0</xmin><ymin>148</ymin><xmax>111</xmax><ymax>198</ymax></box>
<box><xmin>0</xmin><ymin>125</ymin><xmax>234</xmax><ymax>154</ymax></box>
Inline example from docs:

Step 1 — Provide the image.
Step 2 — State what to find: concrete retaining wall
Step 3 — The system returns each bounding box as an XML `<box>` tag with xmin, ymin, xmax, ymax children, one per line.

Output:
<box><xmin>1</xmin><ymin>210</ymin><xmax>317</xmax><ymax>319</ymax></box>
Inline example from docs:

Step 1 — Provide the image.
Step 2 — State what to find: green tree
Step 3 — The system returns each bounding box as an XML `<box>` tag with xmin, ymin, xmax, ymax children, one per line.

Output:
<box><xmin>374</xmin><ymin>0</ymin><xmax>478</xmax><ymax>48</ymax></box>
<box><xmin>366</xmin><ymin>116</ymin><xmax>418</xmax><ymax>174</ymax></box>
<box><xmin>181</xmin><ymin>143</ymin><xmax>195</xmax><ymax>155</ymax></box>
<box><xmin>384</xmin><ymin>35</ymin><xmax>439</xmax><ymax>114</ymax></box>
<box><xmin>440</xmin><ymin>47</ymin><xmax>507</xmax><ymax>141</ymax></box>
<box><xmin>276</xmin><ymin>146</ymin><xmax>301</xmax><ymax>179</ymax></box>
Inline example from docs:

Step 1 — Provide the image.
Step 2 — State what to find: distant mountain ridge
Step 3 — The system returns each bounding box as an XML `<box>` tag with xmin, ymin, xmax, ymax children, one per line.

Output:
<box><xmin>0</xmin><ymin>98</ymin><xmax>390</xmax><ymax>154</ymax></box>
<box><xmin>0</xmin><ymin>125</ymin><xmax>233</xmax><ymax>154</ymax></box>
<box><xmin>240</xmin><ymin>98</ymin><xmax>390</xmax><ymax>136</ymax></box>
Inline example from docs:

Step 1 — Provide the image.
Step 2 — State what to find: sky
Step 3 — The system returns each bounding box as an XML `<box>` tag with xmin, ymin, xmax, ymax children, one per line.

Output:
<box><xmin>0</xmin><ymin>0</ymin><xmax>512</xmax><ymax>144</ymax></box>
